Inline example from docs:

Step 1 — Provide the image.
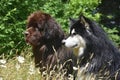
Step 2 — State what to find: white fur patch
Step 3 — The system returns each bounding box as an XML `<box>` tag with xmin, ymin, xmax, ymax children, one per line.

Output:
<box><xmin>63</xmin><ymin>29</ymin><xmax>86</xmax><ymax>56</ymax></box>
<box><xmin>71</xmin><ymin>29</ymin><xmax>75</xmax><ymax>34</ymax></box>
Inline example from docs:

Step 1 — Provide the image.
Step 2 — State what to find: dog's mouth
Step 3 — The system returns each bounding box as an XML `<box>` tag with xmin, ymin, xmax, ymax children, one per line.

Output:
<box><xmin>62</xmin><ymin>39</ymin><xmax>78</xmax><ymax>48</ymax></box>
<box><xmin>25</xmin><ymin>39</ymin><xmax>33</xmax><ymax>46</ymax></box>
<box><xmin>26</xmin><ymin>40</ymin><xmax>41</xmax><ymax>47</ymax></box>
<box><xmin>62</xmin><ymin>40</ymin><xmax>78</xmax><ymax>48</ymax></box>
<box><xmin>71</xmin><ymin>44</ymin><xmax>78</xmax><ymax>48</ymax></box>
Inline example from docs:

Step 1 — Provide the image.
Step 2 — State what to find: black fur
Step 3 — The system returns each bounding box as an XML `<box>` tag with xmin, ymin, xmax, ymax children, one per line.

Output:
<box><xmin>69</xmin><ymin>15</ymin><xmax>120</xmax><ymax>79</ymax></box>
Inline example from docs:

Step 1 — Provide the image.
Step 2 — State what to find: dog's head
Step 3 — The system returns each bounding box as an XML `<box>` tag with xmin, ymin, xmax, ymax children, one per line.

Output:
<box><xmin>63</xmin><ymin>15</ymin><xmax>94</xmax><ymax>56</ymax></box>
<box><xmin>25</xmin><ymin>11</ymin><xmax>64</xmax><ymax>47</ymax></box>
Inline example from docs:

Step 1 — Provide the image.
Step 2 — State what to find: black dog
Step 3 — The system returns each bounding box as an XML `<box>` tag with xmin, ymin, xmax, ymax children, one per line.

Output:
<box><xmin>63</xmin><ymin>15</ymin><xmax>120</xmax><ymax>79</ymax></box>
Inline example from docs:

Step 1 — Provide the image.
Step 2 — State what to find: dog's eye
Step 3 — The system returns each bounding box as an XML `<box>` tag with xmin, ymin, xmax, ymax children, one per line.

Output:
<box><xmin>36</xmin><ymin>27</ymin><xmax>44</xmax><ymax>31</ymax></box>
<box><xmin>72</xmin><ymin>33</ymin><xmax>76</xmax><ymax>35</ymax></box>
<box><xmin>70</xmin><ymin>33</ymin><xmax>76</xmax><ymax>37</ymax></box>
<box><xmin>71</xmin><ymin>29</ymin><xmax>76</xmax><ymax>35</ymax></box>
<box><xmin>39</xmin><ymin>28</ymin><xmax>43</xmax><ymax>31</ymax></box>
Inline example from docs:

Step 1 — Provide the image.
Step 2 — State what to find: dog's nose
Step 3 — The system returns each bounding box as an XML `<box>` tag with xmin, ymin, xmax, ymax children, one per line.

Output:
<box><xmin>62</xmin><ymin>40</ymin><xmax>66</xmax><ymax>45</ymax></box>
<box><xmin>24</xmin><ymin>31</ymin><xmax>29</xmax><ymax>36</ymax></box>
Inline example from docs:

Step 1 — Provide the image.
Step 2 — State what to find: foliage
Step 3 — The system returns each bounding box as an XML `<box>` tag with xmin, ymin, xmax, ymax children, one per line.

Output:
<box><xmin>102</xmin><ymin>26</ymin><xmax>120</xmax><ymax>46</ymax></box>
<box><xmin>0</xmin><ymin>0</ymin><xmax>28</xmax><ymax>57</ymax></box>
<box><xmin>97</xmin><ymin>0</ymin><xmax>120</xmax><ymax>46</ymax></box>
<box><xmin>0</xmin><ymin>0</ymin><xmax>119</xmax><ymax>57</ymax></box>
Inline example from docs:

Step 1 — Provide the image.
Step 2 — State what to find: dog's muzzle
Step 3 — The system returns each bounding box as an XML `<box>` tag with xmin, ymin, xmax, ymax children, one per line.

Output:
<box><xmin>62</xmin><ymin>39</ymin><xmax>78</xmax><ymax>48</ymax></box>
<box><xmin>24</xmin><ymin>31</ymin><xmax>30</xmax><ymax>37</ymax></box>
<box><xmin>62</xmin><ymin>39</ymin><xmax>65</xmax><ymax>45</ymax></box>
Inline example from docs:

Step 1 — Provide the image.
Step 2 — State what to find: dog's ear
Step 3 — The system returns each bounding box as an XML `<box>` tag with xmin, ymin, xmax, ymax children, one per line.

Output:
<box><xmin>79</xmin><ymin>15</ymin><xmax>90</xmax><ymax>30</ymax></box>
<box><xmin>69</xmin><ymin>17</ymin><xmax>77</xmax><ymax>23</ymax></box>
<box><xmin>44</xmin><ymin>13</ymin><xmax>51</xmax><ymax>20</ymax></box>
<box><xmin>44</xmin><ymin>21</ymin><xmax>64</xmax><ymax>40</ymax></box>
<box><xmin>69</xmin><ymin>17</ymin><xmax>78</xmax><ymax>27</ymax></box>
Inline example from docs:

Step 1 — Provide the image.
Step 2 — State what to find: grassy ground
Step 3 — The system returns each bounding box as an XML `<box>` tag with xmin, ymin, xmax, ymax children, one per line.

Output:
<box><xmin>0</xmin><ymin>51</ymin><xmax>42</xmax><ymax>80</ymax></box>
<box><xmin>0</xmin><ymin>49</ymin><xmax>97</xmax><ymax>80</ymax></box>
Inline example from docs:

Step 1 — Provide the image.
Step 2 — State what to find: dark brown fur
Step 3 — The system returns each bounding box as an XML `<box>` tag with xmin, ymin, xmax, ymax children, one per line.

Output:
<box><xmin>25</xmin><ymin>11</ymin><xmax>76</xmax><ymax>75</ymax></box>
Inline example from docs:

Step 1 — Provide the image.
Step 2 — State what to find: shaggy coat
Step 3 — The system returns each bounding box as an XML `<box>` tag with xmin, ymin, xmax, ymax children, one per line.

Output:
<box><xmin>63</xmin><ymin>15</ymin><xmax>120</xmax><ymax>80</ymax></box>
<box><xmin>25</xmin><ymin>11</ymin><xmax>76</xmax><ymax>75</ymax></box>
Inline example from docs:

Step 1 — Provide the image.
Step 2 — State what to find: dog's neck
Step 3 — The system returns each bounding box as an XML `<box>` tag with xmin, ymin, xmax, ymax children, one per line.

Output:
<box><xmin>32</xmin><ymin>45</ymin><xmax>46</xmax><ymax>67</ymax></box>
<box><xmin>45</xmin><ymin>38</ymin><xmax>62</xmax><ymax>50</ymax></box>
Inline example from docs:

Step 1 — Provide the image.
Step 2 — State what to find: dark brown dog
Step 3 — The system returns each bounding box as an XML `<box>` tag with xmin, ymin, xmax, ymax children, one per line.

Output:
<box><xmin>25</xmin><ymin>11</ymin><xmax>76</xmax><ymax>75</ymax></box>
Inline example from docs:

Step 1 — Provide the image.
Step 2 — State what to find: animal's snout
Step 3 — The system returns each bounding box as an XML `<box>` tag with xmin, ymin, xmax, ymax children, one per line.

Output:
<box><xmin>24</xmin><ymin>31</ymin><xmax>30</xmax><ymax>37</ymax></box>
<box><xmin>62</xmin><ymin>39</ymin><xmax>66</xmax><ymax>45</ymax></box>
